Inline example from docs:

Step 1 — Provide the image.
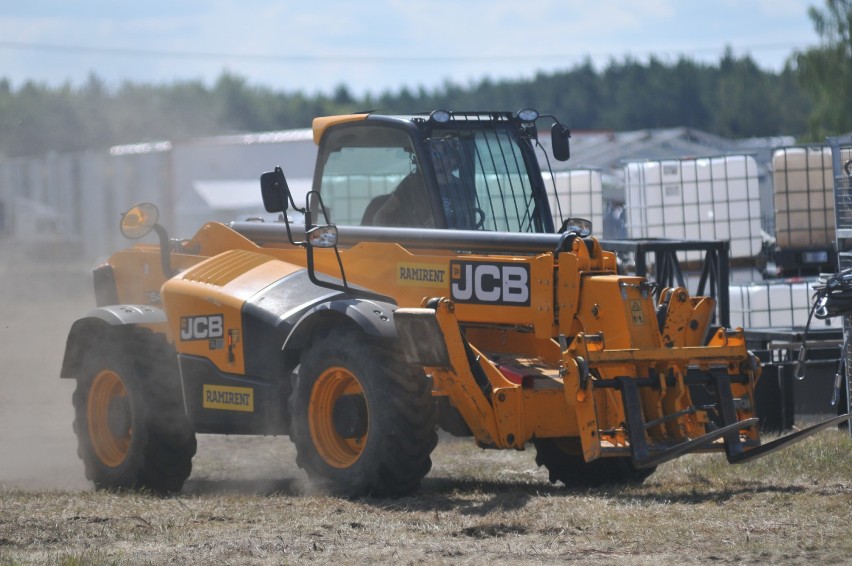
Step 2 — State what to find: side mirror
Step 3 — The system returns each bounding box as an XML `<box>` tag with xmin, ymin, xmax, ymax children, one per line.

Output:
<box><xmin>260</xmin><ymin>166</ymin><xmax>290</xmax><ymax>213</ymax></box>
<box><xmin>120</xmin><ymin>202</ymin><xmax>174</xmax><ymax>277</ymax></box>
<box><xmin>559</xmin><ymin>217</ymin><xmax>592</xmax><ymax>237</ymax></box>
<box><xmin>120</xmin><ymin>202</ymin><xmax>159</xmax><ymax>239</ymax></box>
<box><xmin>551</xmin><ymin>123</ymin><xmax>571</xmax><ymax>162</ymax></box>
<box><xmin>306</xmin><ymin>225</ymin><xmax>338</xmax><ymax>248</ymax></box>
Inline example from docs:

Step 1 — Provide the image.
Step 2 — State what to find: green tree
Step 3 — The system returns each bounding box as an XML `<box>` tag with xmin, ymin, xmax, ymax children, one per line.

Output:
<box><xmin>713</xmin><ymin>50</ymin><xmax>780</xmax><ymax>137</ymax></box>
<box><xmin>796</xmin><ymin>0</ymin><xmax>852</xmax><ymax>138</ymax></box>
<box><xmin>0</xmin><ymin>43</ymin><xmax>821</xmax><ymax>158</ymax></box>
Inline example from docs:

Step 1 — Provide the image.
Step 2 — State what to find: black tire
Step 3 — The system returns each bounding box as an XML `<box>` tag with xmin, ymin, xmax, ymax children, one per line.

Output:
<box><xmin>72</xmin><ymin>327</ymin><xmax>196</xmax><ymax>493</ymax></box>
<box><xmin>289</xmin><ymin>326</ymin><xmax>437</xmax><ymax>497</ymax></box>
<box><xmin>533</xmin><ymin>437</ymin><xmax>655</xmax><ymax>487</ymax></box>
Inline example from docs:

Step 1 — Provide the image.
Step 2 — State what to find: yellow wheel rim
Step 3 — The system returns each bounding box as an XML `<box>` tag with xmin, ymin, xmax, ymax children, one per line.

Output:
<box><xmin>308</xmin><ymin>366</ymin><xmax>369</xmax><ymax>468</ymax></box>
<box><xmin>87</xmin><ymin>369</ymin><xmax>131</xmax><ymax>468</ymax></box>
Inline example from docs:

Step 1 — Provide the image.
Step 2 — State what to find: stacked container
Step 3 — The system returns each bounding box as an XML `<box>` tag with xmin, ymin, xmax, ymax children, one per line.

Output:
<box><xmin>772</xmin><ymin>146</ymin><xmax>836</xmax><ymax>250</ymax></box>
<box><xmin>728</xmin><ymin>279</ymin><xmax>835</xmax><ymax>329</ymax></box>
<box><xmin>624</xmin><ymin>155</ymin><xmax>762</xmax><ymax>263</ymax></box>
<box><xmin>544</xmin><ymin>169</ymin><xmax>604</xmax><ymax>236</ymax></box>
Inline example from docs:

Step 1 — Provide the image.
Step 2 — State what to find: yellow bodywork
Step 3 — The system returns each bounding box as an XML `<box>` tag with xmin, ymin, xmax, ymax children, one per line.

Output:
<box><xmin>311</xmin><ymin>114</ymin><xmax>369</xmax><ymax>144</ymax></box>
<box><xmin>105</xmin><ymin>220</ymin><xmax>760</xmax><ymax>461</ymax></box>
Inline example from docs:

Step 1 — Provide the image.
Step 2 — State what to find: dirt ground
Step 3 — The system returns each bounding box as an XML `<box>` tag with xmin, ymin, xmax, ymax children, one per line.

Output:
<box><xmin>2</xmin><ymin>249</ymin><xmax>852</xmax><ymax>565</ymax></box>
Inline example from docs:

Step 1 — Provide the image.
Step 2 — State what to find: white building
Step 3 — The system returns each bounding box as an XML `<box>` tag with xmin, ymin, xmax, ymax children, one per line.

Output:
<box><xmin>0</xmin><ymin>130</ymin><xmax>316</xmax><ymax>261</ymax></box>
<box><xmin>0</xmin><ymin>126</ymin><xmax>791</xmax><ymax>262</ymax></box>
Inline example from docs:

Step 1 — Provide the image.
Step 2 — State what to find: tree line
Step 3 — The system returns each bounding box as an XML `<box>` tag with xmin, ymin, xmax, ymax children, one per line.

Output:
<box><xmin>1</xmin><ymin>0</ymin><xmax>849</xmax><ymax>159</ymax></box>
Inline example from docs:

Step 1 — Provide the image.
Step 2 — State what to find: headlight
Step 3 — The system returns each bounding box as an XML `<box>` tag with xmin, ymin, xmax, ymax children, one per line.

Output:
<box><xmin>429</xmin><ymin>110</ymin><xmax>451</xmax><ymax>123</ymax></box>
<box><xmin>516</xmin><ymin>108</ymin><xmax>539</xmax><ymax>122</ymax></box>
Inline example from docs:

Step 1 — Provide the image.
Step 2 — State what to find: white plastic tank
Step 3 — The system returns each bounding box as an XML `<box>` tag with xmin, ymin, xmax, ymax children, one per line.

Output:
<box><xmin>728</xmin><ymin>279</ymin><xmax>833</xmax><ymax>329</ymax></box>
<box><xmin>544</xmin><ymin>169</ymin><xmax>604</xmax><ymax>235</ymax></box>
<box><xmin>624</xmin><ymin>155</ymin><xmax>762</xmax><ymax>261</ymax></box>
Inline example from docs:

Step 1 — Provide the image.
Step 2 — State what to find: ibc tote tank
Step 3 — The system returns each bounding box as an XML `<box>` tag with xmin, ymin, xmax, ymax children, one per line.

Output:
<box><xmin>624</xmin><ymin>155</ymin><xmax>762</xmax><ymax>262</ymax></box>
<box><xmin>772</xmin><ymin>146</ymin><xmax>846</xmax><ymax>250</ymax></box>
<box><xmin>544</xmin><ymin>169</ymin><xmax>603</xmax><ymax>235</ymax></box>
<box><xmin>728</xmin><ymin>279</ymin><xmax>833</xmax><ymax>329</ymax></box>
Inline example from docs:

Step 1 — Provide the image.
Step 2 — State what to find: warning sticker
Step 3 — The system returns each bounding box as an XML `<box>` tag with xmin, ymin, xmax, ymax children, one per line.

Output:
<box><xmin>629</xmin><ymin>300</ymin><xmax>646</xmax><ymax>326</ymax></box>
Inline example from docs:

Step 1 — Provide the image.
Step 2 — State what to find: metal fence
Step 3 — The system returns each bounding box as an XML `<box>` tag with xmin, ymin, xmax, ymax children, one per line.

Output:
<box><xmin>829</xmin><ymin>135</ymin><xmax>852</xmax><ymax>433</ymax></box>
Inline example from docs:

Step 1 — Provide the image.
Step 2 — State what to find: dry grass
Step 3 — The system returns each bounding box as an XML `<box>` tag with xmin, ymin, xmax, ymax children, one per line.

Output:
<box><xmin>1</xmin><ymin>250</ymin><xmax>851</xmax><ymax>565</ymax></box>
<box><xmin>1</xmin><ymin>431</ymin><xmax>851</xmax><ymax>566</ymax></box>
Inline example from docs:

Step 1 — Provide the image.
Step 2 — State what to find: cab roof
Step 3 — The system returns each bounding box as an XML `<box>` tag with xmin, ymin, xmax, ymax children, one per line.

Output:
<box><xmin>311</xmin><ymin>111</ymin><xmax>520</xmax><ymax>145</ymax></box>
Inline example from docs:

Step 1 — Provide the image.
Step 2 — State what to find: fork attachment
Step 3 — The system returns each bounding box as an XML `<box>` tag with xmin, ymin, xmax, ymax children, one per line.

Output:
<box><xmin>564</xmin><ymin>329</ymin><xmax>763</xmax><ymax>468</ymax></box>
<box><xmin>570</xmin><ymin>331</ymin><xmax>850</xmax><ymax>468</ymax></box>
<box><xmin>613</xmin><ymin>374</ymin><xmax>758</xmax><ymax>468</ymax></box>
<box><xmin>726</xmin><ymin>414</ymin><xmax>851</xmax><ymax>464</ymax></box>
<box><xmin>589</xmin><ymin>371</ymin><xmax>758</xmax><ymax>469</ymax></box>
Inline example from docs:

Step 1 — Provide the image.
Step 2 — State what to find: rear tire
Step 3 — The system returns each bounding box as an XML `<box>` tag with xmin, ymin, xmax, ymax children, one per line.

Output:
<box><xmin>72</xmin><ymin>327</ymin><xmax>196</xmax><ymax>493</ymax></box>
<box><xmin>289</xmin><ymin>326</ymin><xmax>437</xmax><ymax>497</ymax></box>
<box><xmin>534</xmin><ymin>437</ymin><xmax>655</xmax><ymax>487</ymax></box>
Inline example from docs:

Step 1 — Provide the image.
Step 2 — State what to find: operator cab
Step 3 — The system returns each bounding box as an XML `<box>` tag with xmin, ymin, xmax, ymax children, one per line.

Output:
<box><xmin>310</xmin><ymin>110</ymin><xmax>570</xmax><ymax>233</ymax></box>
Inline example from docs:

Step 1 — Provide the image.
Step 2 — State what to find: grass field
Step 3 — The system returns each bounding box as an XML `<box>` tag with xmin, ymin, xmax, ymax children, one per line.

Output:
<box><xmin>1</xmin><ymin>432</ymin><xmax>851</xmax><ymax>565</ymax></box>
<box><xmin>1</xmin><ymin>251</ymin><xmax>850</xmax><ymax>565</ymax></box>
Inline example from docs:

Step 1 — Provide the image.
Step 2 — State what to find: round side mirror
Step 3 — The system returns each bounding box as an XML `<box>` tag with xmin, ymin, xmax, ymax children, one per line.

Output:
<box><xmin>120</xmin><ymin>202</ymin><xmax>160</xmax><ymax>239</ymax></box>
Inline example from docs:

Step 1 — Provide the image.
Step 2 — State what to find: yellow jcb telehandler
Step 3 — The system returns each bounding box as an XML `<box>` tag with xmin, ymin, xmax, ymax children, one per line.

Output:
<box><xmin>61</xmin><ymin>109</ymin><xmax>850</xmax><ymax>495</ymax></box>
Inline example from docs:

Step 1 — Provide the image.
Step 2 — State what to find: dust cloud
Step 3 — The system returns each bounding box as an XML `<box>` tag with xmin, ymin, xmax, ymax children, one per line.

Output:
<box><xmin>0</xmin><ymin>245</ymin><xmax>92</xmax><ymax>490</ymax></box>
<box><xmin>0</xmin><ymin>244</ymin><xmax>310</xmax><ymax>494</ymax></box>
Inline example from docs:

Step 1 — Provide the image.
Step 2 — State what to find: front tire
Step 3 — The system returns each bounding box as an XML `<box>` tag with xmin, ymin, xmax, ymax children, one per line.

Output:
<box><xmin>72</xmin><ymin>327</ymin><xmax>196</xmax><ymax>493</ymax></box>
<box><xmin>534</xmin><ymin>437</ymin><xmax>655</xmax><ymax>487</ymax></box>
<box><xmin>289</xmin><ymin>326</ymin><xmax>437</xmax><ymax>497</ymax></box>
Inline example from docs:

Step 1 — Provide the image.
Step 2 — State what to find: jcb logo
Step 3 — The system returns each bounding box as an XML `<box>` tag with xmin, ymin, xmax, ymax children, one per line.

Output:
<box><xmin>450</xmin><ymin>261</ymin><xmax>530</xmax><ymax>306</ymax></box>
<box><xmin>180</xmin><ymin>314</ymin><xmax>224</xmax><ymax>341</ymax></box>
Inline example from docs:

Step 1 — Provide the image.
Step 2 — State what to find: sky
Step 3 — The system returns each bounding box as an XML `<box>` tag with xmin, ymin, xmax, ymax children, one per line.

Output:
<box><xmin>0</xmin><ymin>1</ymin><xmax>823</xmax><ymax>97</ymax></box>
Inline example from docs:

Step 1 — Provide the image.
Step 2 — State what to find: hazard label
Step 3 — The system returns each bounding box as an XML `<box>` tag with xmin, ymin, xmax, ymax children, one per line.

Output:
<box><xmin>629</xmin><ymin>300</ymin><xmax>646</xmax><ymax>326</ymax></box>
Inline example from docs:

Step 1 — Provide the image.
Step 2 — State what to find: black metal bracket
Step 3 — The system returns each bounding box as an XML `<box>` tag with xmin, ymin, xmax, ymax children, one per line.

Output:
<box><xmin>712</xmin><ymin>373</ymin><xmax>747</xmax><ymax>460</ymax></box>
<box><xmin>600</xmin><ymin>239</ymin><xmax>730</xmax><ymax>328</ymax></box>
<box><xmin>618</xmin><ymin>376</ymin><xmax>758</xmax><ymax>469</ymax></box>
